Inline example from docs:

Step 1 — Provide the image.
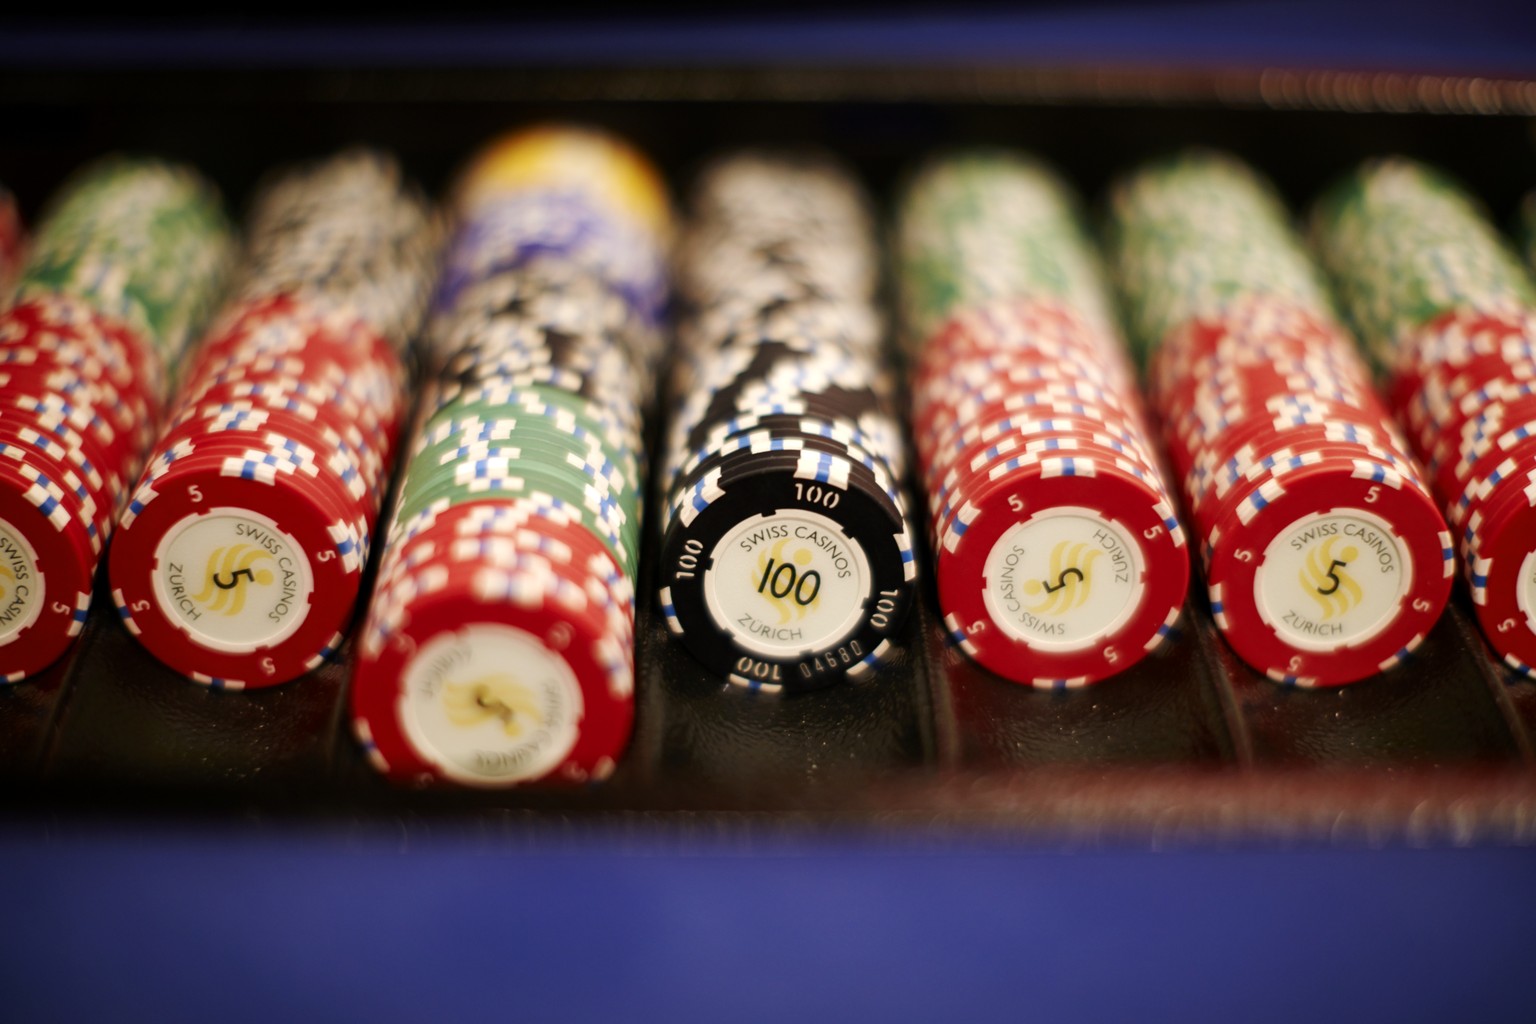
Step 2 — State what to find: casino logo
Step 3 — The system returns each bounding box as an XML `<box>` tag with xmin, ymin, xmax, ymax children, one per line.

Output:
<box><xmin>0</xmin><ymin>563</ymin><xmax>14</xmax><ymax>602</ymax></box>
<box><xmin>1022</xmin><ymin>540</ymin><xmax>1101</xmax><ymax>616</ymax></box>
<box><xmin>1301</xmin><ymin>536</ymin><xmax>1361</xmax><ymax>619</ymax></box>
<box><xmin>443</xmin><ymin>674</ymin><xmax>543</xmax><ymax>739</ymax></box>
<box><xmin>191</xmin><ymin>544</ymin><xmax>277</xmax><ymax>617</ymax></box>
<box><xmin>754</xmin><ymin>536</ymin><xmax>822</xmax><ymax>624</ymax></box>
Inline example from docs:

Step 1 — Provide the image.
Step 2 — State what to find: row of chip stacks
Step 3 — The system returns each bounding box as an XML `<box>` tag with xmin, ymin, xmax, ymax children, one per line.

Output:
<box><xmin>896</xmin><ymin>146</ymin><xmax>1536</xmax><ymax>692</ymax></box>
<box><xmin>3</xmin><ymin>131</ymin><xmax>1536</xmax><ymax>786</ymax></box>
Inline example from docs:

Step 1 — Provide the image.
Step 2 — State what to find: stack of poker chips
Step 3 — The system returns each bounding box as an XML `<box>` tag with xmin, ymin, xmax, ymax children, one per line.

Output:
<box><xmin>0</xmin><ymin>157</ymin><xmax>233</xmax><ymax>682</ymax></box>
<box><xmin>1312</xmin><ymin>158</ymin><xmax>1536</xmax><ymax>676</ymax></box>
<box><xmin>1107</xmin><ymin>152</ymin><xmax>1451</xmax><ymax>687</ymax></box>
<box><xmin>658</xmin><ymin>151</ymin><xmax>916</xmax><ymax>695</ymax></box>
<box><xmin>351</xmin><ymin>126</ymin><xmax>668</xmax><ymax>787</ymax></box>
<box><xmin>899</xmin><ymin>151</ymin><xmax>1187</xmax><ymax>689</ymax></box>
<box><xmin>109</xmin><ymin>150</ymin><xmax>436</xmax><ymax>689</ymax></box>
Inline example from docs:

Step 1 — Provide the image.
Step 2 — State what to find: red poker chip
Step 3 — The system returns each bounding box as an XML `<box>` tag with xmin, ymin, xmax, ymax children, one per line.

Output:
<box><xmin>918</xmin><ymin>381</ymin><xmax>1144</xmax><ymax>450</ymax></box>
<box><xmin>1189</xmin><ymin>441</ymin><xmax>1423</xmax><ymax>527</ymax></box>
<box><xmin>371</xmin><ymin>517</ymin><xmax>635</xmax><ymax>651</ymax></box>
<box><xmin>153</xmin><ymin>412</ymin><xmax>378</xmax><ymax>504</ymax></box>
<box><xmin>1443</xmin><ymin>414</ymin><xmax>1536</xmax><ymax>500</ymax></box>
<box><xmin>181</xmin><ymin>372</ymin><xmax>398</xmax><ymax>433</ymax></box>
<box><xmin>1166</xmin><ymin>400</ymin><xmax>1390</xmax><ymax>461</ymax></box>
<box><xmin>1189</xmin><ymin>422</ymin><xmax>1418</xmax><ymax>492</ymax></box>
<box><xmin>0</xmin><ymin>456</ymin><xmax>96</xmax><ymax>682</ymax></box>
<box><xmin>1194</xmin><ymin>445</ymin><xmax>1419</xmax><ymax>543</ymax></box>
<box><xmin>0</xmin><ymin>298</ymin><xmax>161</xmax><ymax>402</ymax></box>
<box><xmin>0</xmin><ymin>407</ymin><xmax>124</xmax><ymax>503</ymax></box>
<box><xmin>190</xmin><ymin>321</ymin><xmax>405</xmax><ymax>411</ymax></box>
<box><xmin>1202</xmin><ymin>460</ymin><xmax>1451</xmax><ymax>686</ymax></box>
<box><xmin>922</xmin><ymin>349</ymin><xmax>1122</xmax><ymax>393</ymax></box>
<box><xmin>924</xmin><ymin>300</ymin><xmax>1120</xmax><ymax>358</ymax></box>
<box><xmin>166</xmin><ymin>390</ymin><xmax>390</xmax><ymax>469</ymax></box>
<box><xmin>1447</xmin><ymin>431</ymin><xmax>1536</xmax><ymax>540</ymax></box>
<box><xmin>931</xmin><ymin>455</ymin><xmax>1188</xmax><ymax>687</ymax></box>
<box><xmin>107</xmin><ymin>291</ymin><xmax>408</xmax><ymax>693</ymax></box>
<box><xmin>5</xmin><ymin>387</ymin><xmax>132</xmax><ymax>466</ymax></box>
<box><xmin>164</xmin><ymin>394</ymin><xmax>391</xmax><ymax>488</ymax></box>
<box><xmin>351</xmin><ymin>549</ymin><xmax>633</xmax><ymax>788</ymax></box>
<box><xmin>1390</xmin><ymin>308</ymin><xmax>1536</xmax><ymax>410</ymax></box>
<box><xmin>0</xmin><ymin>437</ymin><xmax>110</xmax><ymax>549</ymax></box>
<box><xmin>938</xmin><ymin>429</ymin><xmax>1163</xmax><ymax>503</ymax></box>
<box><xmin>923</xmin><ymin>403</ymin><xmax>1155</xmax><ymax>475</ymax></box>
<box><xmin>109</xmin><ymin>450</ymin><xmax>368</xmax><ymax>689</ymax></box>
<box><xmin>139</xmin><ymin>434</ymin><xmax>371</xmax><ymax>539</ymax></box>
<box><xmin>192</xmin><ymin>295</ymin><xmax>402</xmax><ymax>369</ymax></box>
<box><xmin>935</xmin><ymin>439</ymin><xmax>1168</xmax><ymax>527</ymax></box>
<box><xmin>1200</xmin><ymin>428</ymin><xmax>1418</xmax><ymax>481</ymax></box>
<box><xmin>920</xmin><ymin>343</ymin><xmax>1126</xmax><ymax>390</ymax></box>
<box><xmin>931</xmin><ymin>412</ymin><xmax>1162</xmax><ymax>478</ymax></box>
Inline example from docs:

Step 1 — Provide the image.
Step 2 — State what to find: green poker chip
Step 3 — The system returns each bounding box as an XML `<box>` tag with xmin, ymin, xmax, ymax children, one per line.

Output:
<box><xmin>427</xmin><ymin>384</ymin><xmax>637</xmax><ymax>451</ymax></box>
<box><xmin>398</xmin><ymin>439</ymin><xmax>633</xmax><ymax>515</ymax></box>
<box><xmin>411</xmin><ymin>423</ymin><xmax>638</xmax><ymax>498</ymax></box>
<box><xmin>14</xmin><ymin>155</ymin><xmax>234</xmax><ymax>362</ymax></box>
<box><xmin>1310</xmin><ymin>156</ymin><xmax>1536</xmax><ymax>357</ymax></box>
<box><xmin>1104</xmin><ymin>149</ymin><xmax>1336</xmax><ymax>357</ymax></box>
<box><xmin>896</xmin><ymin>149</ymin><xmax>1116</xmax><ymax>354</ymax></box>
<box><xmin>418</xmin><ymin>398</ymin><xmax>638</xmax><ymax>482</ymax></box>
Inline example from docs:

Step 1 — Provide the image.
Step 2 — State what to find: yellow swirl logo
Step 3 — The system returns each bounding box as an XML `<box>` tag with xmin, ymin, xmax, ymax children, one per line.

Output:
<box><xmin>754</xmin><ymin>537</ymin><xmax>822</xmax><ymax>624</ymax></box>
<box><xmin>444</xmin><ymin>675</ymin><xmax>543</xmax><ymax>738</ymax></box>
<box><xmin>191</xmin><ymin>545</ymin><xmax>276</xmax><ymax>616</ymax></box>
<box><xmin>1301</xmin><ymin>537</ymin><xmax>1361</xmax><ymax>619</ymax></box>
<box><xmin>0</xmin><ymin>563</ymin><xmax>14</xmax><ymax>602</ymax></box>
<box><xmin>1023</xmin><ymin>541</ymin><xmax>1101</xmax><ymax>615</ymax></box>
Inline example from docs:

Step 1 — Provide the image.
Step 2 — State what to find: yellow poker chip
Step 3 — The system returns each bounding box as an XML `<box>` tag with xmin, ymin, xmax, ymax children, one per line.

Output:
<box><xmin>453</xmin><ymin>125</ymin><xmax>672</xmax><ymax>238</ymax></box>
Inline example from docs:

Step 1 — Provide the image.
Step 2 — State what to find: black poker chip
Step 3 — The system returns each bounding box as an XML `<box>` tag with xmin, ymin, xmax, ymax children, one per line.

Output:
<box><xmin>657</xmin><ymin>150</ymin><xmax>917</xmax><ymax>693</ymax></box>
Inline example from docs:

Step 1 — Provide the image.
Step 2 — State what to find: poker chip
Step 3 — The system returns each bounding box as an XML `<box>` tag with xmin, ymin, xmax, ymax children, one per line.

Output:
<box><xmin>0</xmin><ymin>159</ymin><xmax>232</xmax><ymax>682</ymax></box>
<box><xmin>1313</xmin><ymin>157</ymin><xmax>1536</xmax><ymax>675</ymax></box>
<box><xmin>350</xmin><ymin>126</ymin><xmax>666</xmax><ymax>786</ymax></box>
<box><xmin>108</xmin><ymin>151</ymin><xmax>431</xmax><ymax>689</ymax></box>
<box><xmin>656</xmin><ymin>151</ymin><xmax>915</xmax><ymax>694</ymax></box>
<box><xmin>900</xmin><ymin>151</ymin><xmax>1187</xmax><ymax>687</ymax></box>
<box><xmin>1108</xmin><ymin>151</ymin><xmax>1449</xmax><ymax>686</ymax></box>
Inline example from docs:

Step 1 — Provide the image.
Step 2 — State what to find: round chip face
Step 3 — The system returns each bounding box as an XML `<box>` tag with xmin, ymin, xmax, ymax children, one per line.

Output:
<box><xmin>980</xmin><ymin>506</ymin><xmax>1145</xmax><ymax>653</ymax></box>
<box><xmin>0</xmin><ymin>458</ymin><xmax>95</xmax><ymax>680</ymax></box>
<box><xmin>1515</xmin><ymin>550</ymin><xmax>1536</xmax><ymax>643</ymax></box>
<box><xmin>398</xmin><ymin>623</ymin><xmax>585</xmax><ymax>785</ymax></box>
<box><xmin>702</xmin><ymin>509</ymin><xmax>875</xmax><ymax>660</ymax></box>
<box><xmin>0</xmin><ymin>517</ymin><xmax>46</xmax><ymax>644</ymax></box>
<box><xmin>150</xmin><ymin>509</ymin><xmax>315</xmax><ymax>654</ymax></box>
<box><xmin>1253</xmin><ymin>510</ymin><xmax>1413</xmax><ymax>653</ymax></box>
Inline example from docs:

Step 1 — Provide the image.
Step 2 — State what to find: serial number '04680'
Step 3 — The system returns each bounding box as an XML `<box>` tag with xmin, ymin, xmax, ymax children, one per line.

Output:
<box><xmin>734</xmin><ymin>639</ymin><xmax>868</xmax><ymax>683</ymax></box>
